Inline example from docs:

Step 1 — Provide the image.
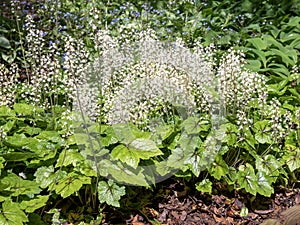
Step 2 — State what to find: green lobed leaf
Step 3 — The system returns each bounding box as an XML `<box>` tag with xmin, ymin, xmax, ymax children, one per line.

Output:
<box><xmin>34</xmin><ymin>166</ymin><xmax>67</xmax><ymax>189</ymax></box>
<box><xmin>0</xmin><ymin>173</ymin><xmax>41</xmax><ymax>197</ymax></box>
<box><xmin>98</xmin><ymin>159</ymin><xmax>148</xmax><ymax>186</ymax></box>
<box><xmin>49</xmin><ymin>172</ymin><xmax>91</xmax><ymax>198</ymax></box>
<box><xmin>237</xmin><ymin>164</ymin><xmax>258</xmax><ymax>195</ymax></box>
<box><xmin>98</xmin><ymin>179</ymin><xmax>126</xmax><ymax>207</ymax></box>
<box><xmin>13</xmin><ymin>103</ymin><xmax>43</xmax><ymax>116</ymax></box>
<box><xmin>209</xmin><ymin>155</ymin><xmax>229</xmax><ymax>180</ymax></box>
<box><xmin>111</xmin><ymin>139</ymin><xmax>162</xmax><ymax>169</ymax></box>
<box><xmin>20</xmin><ymin>195</ymin><xmax>49</xmax><ymax>213</ymax></box>
<box><xmin>255</xmin><ymin>155</ymin><xmax>281</xmax><ymax>181</ymax></box>
<box><xmin>253</xmin><ymin>120</ymin><xmax>272</xmax><ymax>144</ymax></box>
<box><xmin>111</xmin><ymin>123</ymin><xmax>136</xmax><ymax>144</ymax></box>
<box><xmin>282</xmin><ymin>145</ymin><xmax>300</xmax><ymax>172</ymax></box>
<box><xmin>182</xmin><ymin>117</ymin><xmax>209</xmax><ymax>134</ymax></box>
<box><xmin>185</xmin><ymin>153</ymin><xmax>203</xmax><ymax>177</ymax></box>
<box><xmin>154</xmin><ymin>124</ymin><xmax>174</xmax><ymax>141</ymax></box>
<box><xmin>256</xmin><ymin>171</ymin><xmax>274</xmax><ymax>197</ymax></box>
<box><xmin>166</xmin><ymin>147</ymin><xmax>186</xmax><ymax>169</ymax></box>
<box><xmin>55</xmin><ymin>149</ymin><xmax>85</xmax><ymax>168</ymax></box>
<box><xmin>0</xmin><ymin>106</ymin><xmax>16</xmax><ymax>117</ymax></box>
<box><xmin>36</xmin><ymin>131</ymin><xmax>64</xmax><ymax>144</ymax></box>
<box><xmin>195</xmin><ymin>179</ymin><xmax>212</xmax><ymax>194</ymax></box>
<box><xmin>0</xmin><ymin>199</ymin><xmax>28</xmax><ymax>225</ymax></box>
<box><xmin>72</xmin><ymin>133</ymin><xmax>100</xmax><ymax>149</ymax></box>
<box><xmin>177</xmin><ymin>132</ymin><xmax>201</xmax><ymax>153</ymax></box>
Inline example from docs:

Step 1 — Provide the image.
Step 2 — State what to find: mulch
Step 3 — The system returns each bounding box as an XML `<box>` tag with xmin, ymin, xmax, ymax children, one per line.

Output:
<box><xmin>101</xmin><ymin>180</ymin><xmax>300</xmax><ymax>225</ymax></box>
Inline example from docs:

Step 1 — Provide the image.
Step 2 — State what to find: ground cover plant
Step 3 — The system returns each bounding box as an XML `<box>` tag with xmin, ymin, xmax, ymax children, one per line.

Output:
<box><xmin>0</xmin><ymin>0</ymin><xmax>300</xmax><ymax>224</ymax></box>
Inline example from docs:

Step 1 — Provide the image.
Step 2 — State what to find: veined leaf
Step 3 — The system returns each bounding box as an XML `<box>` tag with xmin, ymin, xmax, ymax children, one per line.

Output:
<box><xmin>56</xmin><ymin>149</ymin><xmax>85</xmax><ymax>168</ymax></box>
<box><xmin>237</xmin><ymin>164</ymin><xmax>258</xmax><ymax>195</ymax></box>
<box><xmin>98</xmin><ymin>159</ymin><xmax>148</xmax><ymax>186</ymax></box>
<box><xmin>98</xmin><ymin>179</ymin><xmax>126</xmax><ymax>207</ymax></box>
<box><xmin>72</xmin><ymin>133</ymin><xmax>100</xmax><ymax>149</ymax></box>
<box><xmin>112</xmin><ymin>123</ymin><xmax>136</xmax><ymax>144</ymax></box>
<box><xmin>255</xmin><ymin>155</ymin><xmax>281</xmax><ymax>182</ymax></box>
<box><xmin>195</xmin><ymin>179</ymin><xmax>212</xmax><ymax>194</ymax></box>
<box><xmin>111</xmin><ymin>139</ymin><xmax>162</xmax><ymax>169</ymax></box>
<box><xmin>49</xmin><ymin>172</ymin><xmax>91</xmax><ymax>198</ymax></box>
<box><xmin>209</xmin><ymin>155</ymin><xmax>229</xmax><ymax>180</ymax></box>
<box><xmin>253</xmin><ymin>120</ymin><xmax>272</xmax><ymax>144</ymax></box>
<box><xmin>0</xmin><ymin>173</ymin><xmax>41</xmax><ymax>197</ymax></box>
<box><xmin>166</xmin><ymin>147</ymin><xmax>186</xmax><ymax>169</ymax></box>
<box><xmin>20</xmin><ymin>195</ymin><xmax>49</xmax><ymax>213</ymax></box>
<box><xmin>178</xmin><ymin>132</ymin><xmax>201</xmax><ymax>153</ymax></box>
<box><xmin>185</xmin><ymin>153</ymin><xmax>203</xmax><ymax>177</ymax></box>
<box><xmin>36</xmin><ymin>131</ymin><xmax>64</xmax><ymax>144</ymax></box>
<box><xmin>256</xmin><ymin>171</ymin><xmax>274</xmax><ymax>197</ymax></box>
<box><xmin>0</xmin><ymin>106</ymin><xmax>16</xmax><ymax>117</ymax></box>
<box><xmin>0</xmin><ymin>199</ymin><xmax>28</xmax><ymax>225</ymax></box>
<box><xmin>34</xmin><ymin>166</ymin><xmax>67</xmax><ymax>189</ymax></box>
<box><xmin>282</xmin><ymin>145</ymin><xmax>300</xmax><ymax>172</ymax></box>
<box><xmin>182</xmin><ymin>117</ymin><xmax>210</xmax><ymax>134</ymax></box>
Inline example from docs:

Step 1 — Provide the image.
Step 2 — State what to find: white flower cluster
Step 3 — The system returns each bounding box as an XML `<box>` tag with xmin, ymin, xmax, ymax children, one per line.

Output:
<box><xmin>267</xmin><ymin>98</ymin><xmax>293</xmax><ymax>140</ymax></box>
<box><xmin>217</xmin><ymin>49</ymin><xmax>268</xmax><ymax>114</ymax></box>
<box><xmin>0</xmin><ymin>14</ymin><xmax>89</xmax><ymax>110</ymax></box>
<box><xmin>0</xmin><ymin>64</ymin><xmax>17</xmax><ymax>106</ymax></box>
<box><xmin>103</xmin><ymin>62</ymin><xmax>196</xmax><ymax>126</ymax></box>
<box><xmin>76</xmin><ymin>29</ymin><xmax>217</xmax><ymax>128</ymax></box>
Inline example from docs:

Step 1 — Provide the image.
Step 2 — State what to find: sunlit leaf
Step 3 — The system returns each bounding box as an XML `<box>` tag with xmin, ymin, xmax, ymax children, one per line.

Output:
<box><xmin>253</xmin><ymin>120</ymin><xmax>272</xmax><ymax>144</ymax></box>
<box><xmin>49</xmin><ymin>172</ymin><xmax>91</xmax><ymax>198</ymax></box>
<box><xmin>0</xmin><ymin>173</ymin><xmax>41</xmax><ymax>197</ymax></box>
<box><xmin>0</xmin><ymin>106</ymin><xmax>16</xmax><ymax>117</ymax></box>
<box><xmin>195</xmin><ymin>179</ymin><xmax>212</xmax><ymax>194</ymax></box>
<box><xmin>34</xmin><ymin>166</ymin><xmax>67</xmax><ymax>189</ymax></box>
<box><xmin>20</xmin><ymin>195</ymin><xmax>49</xmax><ymax>213</ymax></box>
<box><xmin>282</xmin><ymin>145</ymin><xmax>300</xmax><ymax>172</ymax></box>
<box><xmin>247</xmin><ymin>37</ymin><xmax>268</xmax><ymax>50</ymax></box>
<box><xmin>98</xmin><ymin>159</ymin><xmax>148</xmax><ymax>186</ymax></box>
<box><xmin>111</xmin><ymin>139</ymin><xmax>162</xmax><ymax>169</ymax></box>
<box><xmin>256</xmin><ymin>171</ymin><xmax>274</xmax><ymax>197</ymax></box>
<box><xmin>237</xmin><ymin>164</ymin><xmax>258</xmax><ymax>195</ymax></box>
<box><xmin>98</xmin><ymin>179</ymin><xmax>126</xmax><ymax>207</ymax></box>
<box><xmin>255</xmin><ymin>154</ymin><xmax>281</xmax><ymax>181</ymax></box>
<box><xmin>182</xmin><ymin>117</ymin><xmax>209</xmax><ymax>134</ymax></box>
<box><xmin>0</xmin><ymin>199</ymin><xmax>28</xmax><ymax>225</ymax></box>
<box><xmin>209</xmin><ymin>155</ymin><xmax>229</xmax><ymax>180</ymax></box>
